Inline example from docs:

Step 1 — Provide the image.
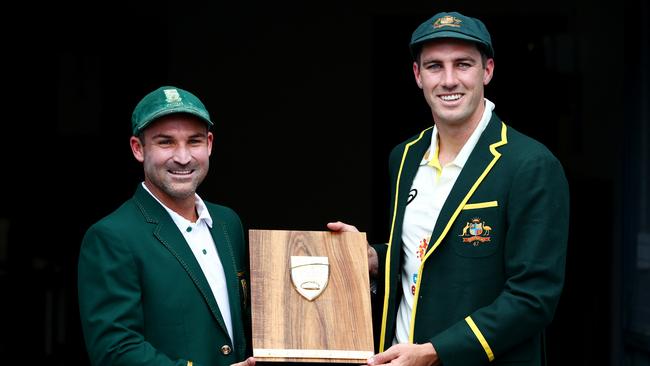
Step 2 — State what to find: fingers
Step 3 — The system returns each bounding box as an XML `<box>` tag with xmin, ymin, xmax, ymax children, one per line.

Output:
<box><xmin>230</xmin><ymin>357</ymin><xmax>255</xmax><ymax>366</ymax></box>
<box><xmin>367</xmin><ymin>245</ymin><xmax>379</xmax><ymax>277</ymax></box>
<box><xmin>367</xmin><ymin>347</ymin><xmax>399</xmax><ymax>365</ymax></box>
<box><xmin>368</xmin><ymin>344</ymin><xmax>438</xmax><ymax>366</ymax></box>
<box><xmin>327</xmin><ymin>221</ymin><xmax>360</xmax><ymax>232</ymax></box>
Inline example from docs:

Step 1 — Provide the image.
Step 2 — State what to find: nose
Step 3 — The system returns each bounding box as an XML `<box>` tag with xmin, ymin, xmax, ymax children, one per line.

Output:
<box><xmin>440</xmin><ymin>67</ymin><xmax>458</xmax><ymax>89</ymax></box>
<box><xmin>172</xmin><ymin>144</ymin><xmax>192</xmax><ymax>165</ymax></box>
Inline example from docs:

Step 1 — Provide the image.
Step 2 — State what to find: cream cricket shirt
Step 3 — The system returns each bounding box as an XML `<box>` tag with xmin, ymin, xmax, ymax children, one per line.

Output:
<box><xmin>394</xmin><ymin>99</ymin><xmax>495</xmax><ymax>344</ymax></box>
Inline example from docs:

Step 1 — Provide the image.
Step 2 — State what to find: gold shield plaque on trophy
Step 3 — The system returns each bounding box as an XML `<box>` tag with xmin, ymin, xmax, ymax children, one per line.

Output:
<box><xmin>290</xmin><ymin>256</ymin><xmax>329</xmax><ymax>301</ymax></box>
<box><xmin>249</xmin><ymin>230</ymin><xmax>374</xmax><ymax>364</ymax></box>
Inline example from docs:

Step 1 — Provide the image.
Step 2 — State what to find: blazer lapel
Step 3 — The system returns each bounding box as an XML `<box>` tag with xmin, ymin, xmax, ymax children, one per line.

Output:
<box><xmin>208</xmin><ymin>214</ymin><xmax>245</xmax><ymax>353</ymax></box>
<box><xmin>380</xmin><ymin>127</ymin><xmax>432</xmax><ymax>352</ymax></box>
<box><xmin>424</xmin><ymin>115</ymin><xmax>508</xmax><ymax>258</ymax></box>
<box><xmin>388</xmin><ymin>127</ymin><xmax>433</xmax><ymax>272</ymax></box>
<box><xmin>133</xmin><ymin>186</ymin><xmax>230</xmax><ymax>336</ymax></box>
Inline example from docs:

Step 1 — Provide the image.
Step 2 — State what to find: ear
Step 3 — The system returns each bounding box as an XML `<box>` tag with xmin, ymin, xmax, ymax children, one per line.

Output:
<box><xmin>207</xmin><ymin>132</ymin><xmax>214</xmax><ymax>157</ymax></box>
<box><xmin>130</xmin><ymin>136</ymin><xmax>145</xmax><ymax>162</ymax></box>
<box><xmin>483</xmin><ymin>58</ymin><xmax>495</xmax><ymax>85</ymax></box>
<box><xmin>413</xmin><ymin>61</ymin><xmax>423</xmax><ymax>89</ymax></box>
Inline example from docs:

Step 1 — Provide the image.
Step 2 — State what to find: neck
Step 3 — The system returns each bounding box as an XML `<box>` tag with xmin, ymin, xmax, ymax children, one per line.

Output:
<box><xmin>435</xmin><ymin>103</ymin><xmax>485</xmax><ymax>166</ymax></box>
<box><xmin>170</xmin><ymin>200</ymin><xmax>199</xmax><ymax>223</ymax></box>
<box><xmin>436</xmin><ymin>119</ymin><xmax>479</xmax><ymax>165</ymax></box>
<box><xmin>144</xmin><ymin>182</ymin><xmax>199</xmax><ymax>222</ymax></box>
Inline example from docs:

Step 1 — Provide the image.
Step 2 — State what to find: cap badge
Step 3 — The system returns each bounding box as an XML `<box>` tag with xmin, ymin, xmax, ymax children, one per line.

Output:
<box><xmin>163</xmin><ymin>88</ymin><xmax>182</xmax><ymax>103</ymax></box>
<box><xmin>290</xmin><ymin>256</ymin><xmax>329</xmax><ymax>301</ymax></box>
<box><xmin>459</xmin><ymin>218</ymin><xmax>492</xmax><ymax>246</ymax></box>
<box><xmin>434</xmin><ymin>16</ymin><xmax>462</xmax><ymax>29</ymax></box>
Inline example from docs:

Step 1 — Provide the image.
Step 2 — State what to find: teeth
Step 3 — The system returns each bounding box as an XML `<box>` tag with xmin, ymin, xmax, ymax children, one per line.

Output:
<box><xmin>441</xmin><ymin>94</ymin><xmax>462</xmax><ymax>101</ymax></box>
<box><xmin>170</xmin><ymin>170</ymin><xmax>192</xmax><ymax>174</ymax></box>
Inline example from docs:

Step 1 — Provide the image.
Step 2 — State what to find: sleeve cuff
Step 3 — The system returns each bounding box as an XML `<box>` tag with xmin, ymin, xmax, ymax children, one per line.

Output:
<box><xmin>465</xmin><ymin>316</ymin><xmax>495</xmax><ymax>362</ymax></box>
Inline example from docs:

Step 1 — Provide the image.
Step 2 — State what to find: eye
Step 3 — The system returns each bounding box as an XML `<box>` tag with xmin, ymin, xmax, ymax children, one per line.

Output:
<box><xmin>156</xmin><ymin>139</ymin><xmax>173</xmax><ymax>146</ymax></box>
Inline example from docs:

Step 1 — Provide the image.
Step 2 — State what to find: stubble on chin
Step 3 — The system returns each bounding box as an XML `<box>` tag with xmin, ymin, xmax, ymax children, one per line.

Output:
<box><xmin>157</xmin><ymin>176</ymin><xmax>199</xmax><ymax>200</ymax></box>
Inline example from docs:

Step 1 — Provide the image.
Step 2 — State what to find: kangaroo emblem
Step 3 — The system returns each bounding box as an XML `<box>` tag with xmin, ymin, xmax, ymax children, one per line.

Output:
<box><xmin>459</xmin><ymin>222</ymin><xmax>470</xmax><ymax>237</ymax></box>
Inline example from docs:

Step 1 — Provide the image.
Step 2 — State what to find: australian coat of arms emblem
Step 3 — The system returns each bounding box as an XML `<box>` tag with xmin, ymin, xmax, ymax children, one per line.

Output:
<box><xmin>459</xmin><ymin>218</ymin><xmax>493</xmax><ymax>246</ymax></box>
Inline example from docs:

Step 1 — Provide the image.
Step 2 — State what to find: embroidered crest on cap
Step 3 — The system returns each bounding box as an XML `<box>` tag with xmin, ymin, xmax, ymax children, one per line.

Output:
<box><xmin>163</xmin><ymin>88</ymin><xmax>182</xmax><ymax>103</ymax></box>
<box><xmin>459</xmin><ymin>218</ymin><xmax>492</xmax><ymax>246</ymax></box>
<box><xmin>434</xmin><ymin>16</ymin><xmax>462</xmax><ymax>29</ymax></box>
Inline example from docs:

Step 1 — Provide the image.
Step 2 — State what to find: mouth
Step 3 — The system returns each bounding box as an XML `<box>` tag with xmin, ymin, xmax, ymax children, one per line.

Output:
<box><xmin>439</xmin><ymin>93</ymin><xmax>463</xmax><ymax>102</ymax></box>
<box><xmin>168</xmin><ymin>169</ymin><xmax>194</xmax><ymax>176</ymax></box>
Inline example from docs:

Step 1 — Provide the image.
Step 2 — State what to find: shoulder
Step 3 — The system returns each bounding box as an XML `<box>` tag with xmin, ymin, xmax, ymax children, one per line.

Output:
<box><xmin>389</xmin><ymin>127</ymin><xmax>433</xmax><ymax>162</ymax></box>
<box><xmin>85</xmin><ymin>199</ymin><xmax>141</xmax><ymax>235</ymax></box>
<box><xmin>79</xmin><ymin>198</ymin><xmax>143</xmax><ymax>255</ymax></box>
<box><xmin>90</xmin><ymin>199</ymin><xmax>142</xmax><ymax>229</ymax></box>
<box><xmin>204</xmin><ymin>201</ymin><xmax>243</xmax><ymax>227</ymax></box>
<box><xmin>205</xmin><ymin>201</ymin><xmax>240</xmax><ymax>218</ymax></box>
<box><xmin>499</xmin><ymin>124</ymin><xmax>568</xmax><ymax>190</ymax></box>
<box><xmin>204</xmin><ymin>202</ymin><xmax>246</xmax><ymax>251</ymax></box>
<box><xmin>502</xmin><ymin>124</ymin><xmax>562</xmax><ymax>166</ymax></box>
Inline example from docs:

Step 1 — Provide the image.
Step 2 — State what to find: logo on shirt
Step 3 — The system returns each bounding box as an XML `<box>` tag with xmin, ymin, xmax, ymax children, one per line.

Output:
<box><xmin>459</xmin><ymin>218</ymin><xmax>492</xmax><ymax>246</ymax></box>
<box><xmin>417</xmin><ymin>238</ymin><xmax>428</xmax><ymax>260</ymax></box>
<box><xmin>407</xmin><ymin>189</ymin><xmax>418</xmax><ymax>205</ymax></box>
<box><xmin>411</xmin><ymin>273</ymin><xmax>418</xmax><ymax>295</ymax></box>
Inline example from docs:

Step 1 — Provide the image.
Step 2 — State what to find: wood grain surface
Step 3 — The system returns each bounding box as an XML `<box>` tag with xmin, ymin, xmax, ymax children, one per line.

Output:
<box><xmin>249</xmin><ymin>230</ymin><xmax>374</xmax><ymax>363</ymax></box>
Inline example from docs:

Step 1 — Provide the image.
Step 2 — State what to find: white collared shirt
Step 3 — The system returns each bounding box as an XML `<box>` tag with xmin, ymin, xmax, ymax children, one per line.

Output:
<box><xmin>142</xmin><ymin>183</ymin><xmax>234</xmax><ymax>344</ymax></box>
<box><xmin>394</xmin><ymin>99</ymin><xmax>495</xmax><ymax>344</ymax></box>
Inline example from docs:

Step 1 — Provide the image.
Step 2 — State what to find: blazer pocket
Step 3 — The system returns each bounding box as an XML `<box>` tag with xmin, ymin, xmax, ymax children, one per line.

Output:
<box><xmin>453</xmin><ymin>201</ymin><xmax>499</xmax><ymax>258</ymax></box>
<box><xmin>462</xmin><ymin>200</ymin><xmax>498</xmax><ymax>210</ymax></box>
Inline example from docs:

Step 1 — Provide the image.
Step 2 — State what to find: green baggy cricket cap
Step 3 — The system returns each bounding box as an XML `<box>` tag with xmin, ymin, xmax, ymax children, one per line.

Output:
<box><xmin>131</xmin><ymin>86</ymin><xmax>213</xmax><ymax>135</ymax></box>
<box><xmin>409</xmin><ymin>11</ymin><xmax>494</xmax><ymax>59</ymax></box>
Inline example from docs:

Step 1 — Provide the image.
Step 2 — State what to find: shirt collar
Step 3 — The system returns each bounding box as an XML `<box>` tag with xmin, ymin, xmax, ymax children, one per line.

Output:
<box><xmin>141</xmin><ymin>182</ymin><xmax>213</xmax><ymax>228</ymax></box>
<box><xmin>422</xmin><ymin>98</ymin><xmax>495</xmax><ymax>168</ymax></box>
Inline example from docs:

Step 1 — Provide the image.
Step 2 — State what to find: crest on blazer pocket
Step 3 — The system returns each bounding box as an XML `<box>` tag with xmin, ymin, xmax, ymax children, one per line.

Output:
<box><xmin>453</xmin><ymin>207</ymin><xmax>499</xmax><ymax>258</ymax></box>
<box><xmin>459</xmin><ymin>218</ymin><xmax>493</xmax><ymax>247</ymax></box>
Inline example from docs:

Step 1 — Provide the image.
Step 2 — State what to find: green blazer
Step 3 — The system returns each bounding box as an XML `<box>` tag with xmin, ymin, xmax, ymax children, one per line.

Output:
<box><xmin>373</xmin><ymin>115</ymin><xmax>569</xmax><ymax>366</ymax></box>
<box><xmin>78</xmin><ymin>184</ymin><xmax>250</xmax><ymax>366</ymax></box>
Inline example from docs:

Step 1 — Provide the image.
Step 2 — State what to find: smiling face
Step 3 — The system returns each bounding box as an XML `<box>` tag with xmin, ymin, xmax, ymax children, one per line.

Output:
<box><xmin>413</xmin><ymin>38</ymin><xmax>494</xmax><ymax>129</ymax></box>
<box><xmin>130</xmin><ymin>113</ymin><xmax>213</xmax><ymax>208</ymax></box>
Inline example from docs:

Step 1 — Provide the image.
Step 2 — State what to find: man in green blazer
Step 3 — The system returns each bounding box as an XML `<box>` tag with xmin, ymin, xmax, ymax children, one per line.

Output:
<box><xmin>329</xmin><ymin>11</ymin><xmax>569</xmax><ymax>366</ymax></box>
<box><xmin>78</xmin><ymin>86</ymin><xmax>254</xmax><ymax>366</ymax></box>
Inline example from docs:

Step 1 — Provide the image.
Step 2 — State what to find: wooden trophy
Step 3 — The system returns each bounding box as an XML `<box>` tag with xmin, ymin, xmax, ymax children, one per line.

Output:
<box><xmin>249</xmin><ymin>230</ymin><xmax>374</xmax><ymax>364</ymax></box>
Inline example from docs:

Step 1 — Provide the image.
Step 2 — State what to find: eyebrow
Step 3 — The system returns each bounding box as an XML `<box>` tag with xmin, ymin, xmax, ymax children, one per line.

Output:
<box><xmin>422</xmin><ymin>56</ymin><xmax>477</xmax><ymax>65</ymax></box>
<box><xmin>150</xmin><ymin>132</ymin><xmax>207</xmax><ymax>140</ymax></box>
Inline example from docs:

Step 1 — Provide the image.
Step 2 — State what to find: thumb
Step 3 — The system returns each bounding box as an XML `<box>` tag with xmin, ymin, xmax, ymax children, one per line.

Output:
<box><xmin>327</xmin><ymin>221</ymin><xmax>343</xmax><ymax>231</ymax></box>
<box><xmin>327</xmin><ymin>221</ymin><xmax>360</xmax><ymax>233</ymax></box>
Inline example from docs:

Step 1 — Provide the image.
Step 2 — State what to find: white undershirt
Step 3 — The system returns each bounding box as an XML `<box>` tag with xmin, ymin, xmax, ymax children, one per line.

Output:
<box><xmin>142</xmin><ymin>183</ymin><xmax>234</xmax><ymax>345</ymax></box>
<box><xmin>394</xmin><ymin>99</ymin><xmax>495</xmax><ymax>344</ymax></box>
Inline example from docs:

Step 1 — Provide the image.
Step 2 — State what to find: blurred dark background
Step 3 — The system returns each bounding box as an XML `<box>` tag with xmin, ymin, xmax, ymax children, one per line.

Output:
<box><xmin>0</xmin><ymin>0</ymin><xmax>648</xmax><ymax>365</ymax></box>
